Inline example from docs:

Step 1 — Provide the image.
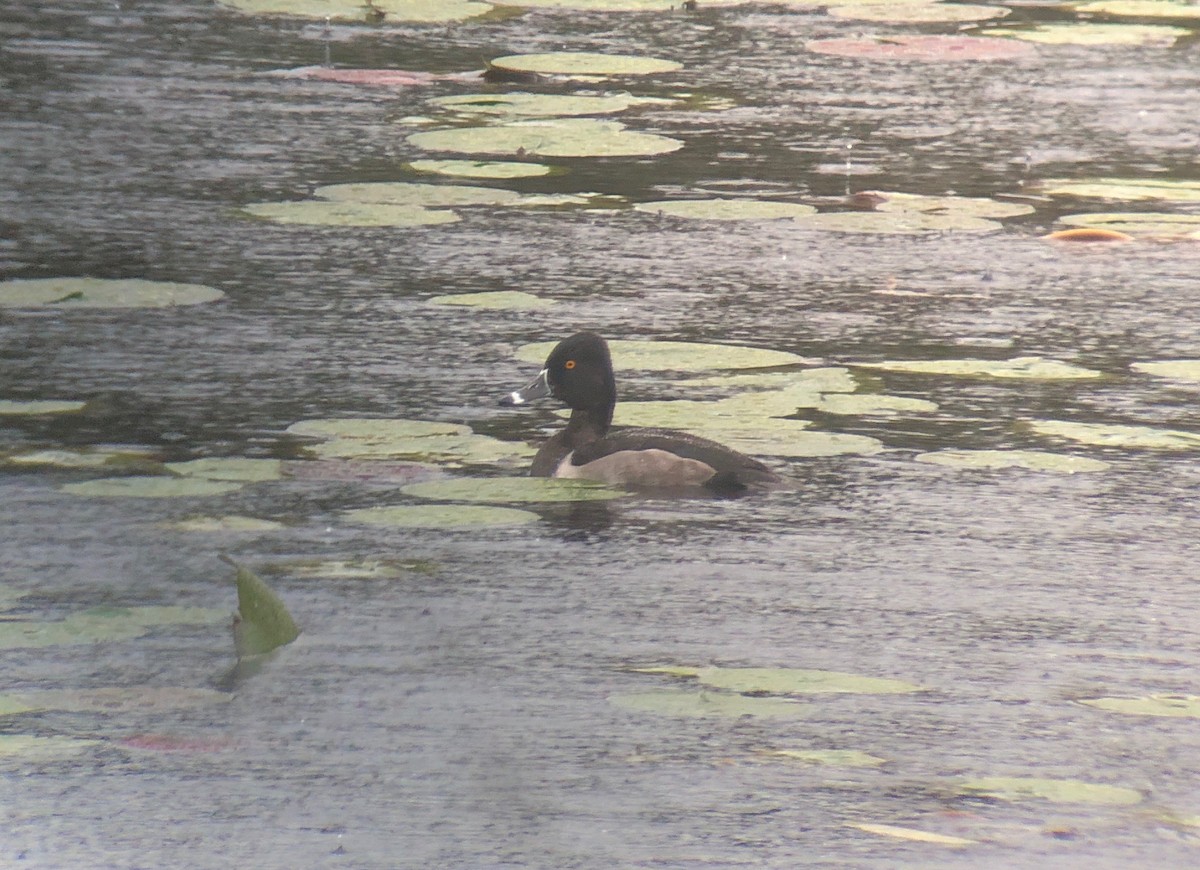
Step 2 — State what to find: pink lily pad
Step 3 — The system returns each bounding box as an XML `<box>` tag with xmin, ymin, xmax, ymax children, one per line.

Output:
<box><xmin>119</xmin><ymin>733</ymin><xmax>237</xmax><ymax>752</ymax></box>
<box><xmin>284</xmin><ymin>66</ymin><xmax>477</xmax><ymax>86</ymax></box>
<box><xmin>807</xmin><ymin>34</ymin><xmax>1036</xmax><ymax>62</ymax></box>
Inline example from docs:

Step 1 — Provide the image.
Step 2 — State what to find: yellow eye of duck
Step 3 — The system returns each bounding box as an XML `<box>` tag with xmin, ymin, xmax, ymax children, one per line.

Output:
<box><xmin>564</xmin><ymin>360</ymin><xmax>576</xmax><ymax>370</ymax></box>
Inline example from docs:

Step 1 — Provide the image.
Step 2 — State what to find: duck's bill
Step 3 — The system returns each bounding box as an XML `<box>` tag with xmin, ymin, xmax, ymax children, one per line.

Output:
<box><xmin>499</xmin><ymin>369</ymin><xmax>551</xmax><ymax>406</ymax></box>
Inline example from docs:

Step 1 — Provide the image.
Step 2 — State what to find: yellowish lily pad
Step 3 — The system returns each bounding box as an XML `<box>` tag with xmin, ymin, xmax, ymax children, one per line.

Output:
<box><xmin>241</xmin><ymin>200</ymin><xmax>459</xmax><ymax>227</ymax></box>
<box><xmin>1057</xmin><ymin>212</ymin><xmax>1200</xmax><ymax>238</ymax></box>
<box><xmin>4</xmin><ymin>448</ymin><xmax>153</xmax><ymax>469</ymax></box>
<box><xmin>1132</xmin><ymin>360</ymin><xmax>1200</xmax><ymax>381</ymax></box>
<box><xmin>429</xmin><ymin>91</ymin><xmax>666</xmax><ymax>118</ymax></box>
<box><xmin>164</xmin><ymin>458</ymin><xmax>284</xmax><ymax>482</ymax></box>
<box><xmin>814</xmin><ymin>393</ymin><xmax>938</xmax><ymax>416</ymax></box>
<box><xmin>1040</xmin><ymin>177</ymin><xmax>1200</xmax><ymax>202</ymax></box>
<box><xmin>635</xmin><ymin>198</ymin><xmax>817</xmax><ymax>220</ymax></box>
<box><xmin>0</xmin><ymin>399</ymin><xmax>87</xmax><ymax>415</ymax></box>
<box><xmin>517</xmin><ymin>339</ymin><xmax>805</xmax><ymax>372</ymax></box>
<box><xmin>343</xmin><ymin>503</ymin><xmax>538</xmax><ymax>528</ymax></box>
<box><xmin>287</xmin><ymin>417</ymin><xmax>533</xmax><ymax>466</ymax></box>
<box><xmin>1030</xmin><ymin>419</ymin><xmax>1200</xmax><ymax>449</ymax></box>
<box><xmin>401</xmin><ymin>476</ymin><xmax>627</xmax><ymax>503</ymax></box>
<box><xmin>164</xmin><ymin>515</ymin><xmax>286</xmax><ymax>533</ymax></box>
<box><xmin>694</xmin><ymin>666</ymin><xmax>923</xmax><ymax>695</ymax></box>
<box><xmin>0</xmin><ymin>735</ymin><xmax>102</xmax><ymax>759</ymax></box>
<box><xmin>488</xmin><ymin>51</ymin><xmax>682</xmax><ymax>76</ymax></box>
<box><xmin>1076</xmin><ymin>0</ymin><xmax>1200</xmax><ymax>17</ymax></box>
<box><xmin>408</xmin><ymin>118</ymin><xmax>683</xmax><ymax>158</ymax></box>
<box><xmin>869</xmin><ymin>191</ymin><xmax>1035</xmax><ymax>218</ymax></box>
<box><xmin>915</xmin><ymin>449</ymin><xmax>1110</xmax><ymax>473</ymax></box>
<box><xmin>958</xmin><ymin>776</ymin><xmax>1141</xmax><ymax>806</ymax></box>
<box><xmin>855</xmin><ymin>357</ymin><xmax>1103</xmax><ymax>379</ymax></box>
<box><xmin>407</xmin><ymin>159</ymin><xmax>553</xmax><ymax>179</ymax></box>
<box><xmin>61</xmin><ymin>476</ymin><xmax>243</xmax><ymax>497</ymax></box>
<box><xmin>763</xmin><ymin>748</ymin><xmax>888</xmax><ymax>767</ymax></box>
<box><xmin>794</xmin><ymin>211</ymin><xmax>1003</xmax><ymax>233</ymax></box>
<box><xmin>981</xmin><ymin>22</ymin><xmax>1189</xmax><ymax>44</ymax></box>
<box><xmin>217</xmin><ymin>0</ymin><xmax>493</xmax><ymax>21</ymax></box>
<box><xmin>1078</xmin><ymin>695</ymin><xmax>1200</xmax><ymax>718</ymax></box>
<box><xmin>828</xmin><ymin>2</ymin><xmax>1008</xmax><ymax>21</ymax></box>
<box><xmin>609</xmin><ymin>689</ymin><xmax>809</xmax><ymax>719</ymax></box>
<box><xmin>850</xmin><ymin>823</ymin><xmax>975</xmax><ymax>846</ymax></box>
<box><xmin>682</xmin><ymin>367</ymin><xmax>858</xmax><ymax>393</ymax></box>
<box><xmin>428</xmin><ymin>290</ymin><xmax>555</xmax><ymax>309</ymax></box>
<box><xmin>0</xmin><ymin>278</ymin><xmax>224</xmax><ymax>308</ymax></box>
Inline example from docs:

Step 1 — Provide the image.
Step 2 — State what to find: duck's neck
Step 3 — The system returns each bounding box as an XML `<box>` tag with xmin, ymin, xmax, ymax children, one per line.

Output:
<box><xmin>563</xmin><ymin>402</ymin><xmax>613</xmax><ymax>448</ymax></box>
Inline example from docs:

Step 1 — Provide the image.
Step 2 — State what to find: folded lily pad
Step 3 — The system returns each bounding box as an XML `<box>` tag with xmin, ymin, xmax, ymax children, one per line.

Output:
<box><xmin>981</xmin><ymin>22</ymin><xmax>1189</xmax><ymax>44</ymax></box>
<box><xmin>402</xmin><ymin>476</ymin><xmax>626</xmax><ymax>503</ymax></box>
<box><xmin>343</xmin><ymin>503</ymin><xmax>538</xmax><ymax>528</ymax></box>
<box><xmin>487</xmin><ymin>51</ymin><xmax>682</xmax><ymax>76</ymax></box>
<box><xmin>806</xmin><ymin>34</ymin><xmax>1035</xmax><ymax>61</ymax></box>
<box><xmin>0</xmin><ymin>278</ymin><xmax>225</xmax><ymax>308</ymax></box>
<box><xmin>1131</xmin><ymin>360</ymin><xmax>1200</xmax><ymax>381</ymax></box>
<box><xmin>635</xmin><ymin>198</ymin><xmax>816</xmax><ymax>220</ymax></box>
<box><xmin>763</xmin><ymin>748</ymin><xmax>888</xmax><ymax>767</ymax></box>
<box><xmin>61</xmin><ymin>476</ymin><xmax>244</xmax><ymax>497</ymax></box>
<box><xmin>1076</xmin><ymin>0</ymin><xmax>1200</xmax><ymax>17</ymax></box>
<box><xmin>164</xmin><ymin>458</ymin><xmax>284</xmax><ymax>482</ymax></box>
<box><xmin>241</xmin><ymin>200</ymin><xmax>460</xmax><ymax>227</ymax></box>
<box><xmin>226</xmin><ymin>557</ymin><xmax>300</xmax><ymax>659</ymax></box>
<box><xmin>1040</xmin><ymin>178</ymin><xmax>1200</xmax><ymax>202</ymax></box>
<box><xmin>407</xmin><ymin>159</ymin><xmax>553</xmax><ymax>179</ymax></box>
<box><xmin>429</xmin><ymin>91</ymin><xmax>666</xmax><ymax>118</ymax></box>
<box><xmin>408</xmin><ymin>118</ymin><xmax>683</xmax><ymax>158</ymax></box>
<box><xmin>428</xmin><ymin>290</ymin><xmax>555</xmax><ymax>309</ymax></box>
<box><xmin>517</xmin><ymin>339</ymin><xmax>805</xmax><ymax>372</ymax></box>
<box><xmin>958</xmin><ymin>776</ymin><xmax>1141</xmax><ymax>805</ymax></box>
<box><xmin>869</xmin><ymin>191</ymin><xmax>1034</xmax><ymax>218</ymax></box>
<box><xmin>609</xmin><ymin>689</ymin><xmax>809</xmax><ymax>719</ymax></box>
<box><xmin>1057</xmin><ymin>212</ymin><xmax>1200</xmax><ymax>238</ymax></box>
<box><xmin>314</xmin><ymin>181</ymin><xmax>522</xmax><ymax>207</ymax></box>
<box><xmin>794</xmin><ymin>211</ymin><xmax>1003</xmax><ymax>233</ymax></box>
<box><xmin>217</xmin><ymin>0</ymin><xmax>493</xmax><ymax>22</ymax></box>
<box><xmin>693</xmin><ymin>666</ymin><xmax>923</xmax><ymax>695</ymax></box>
<box><xmin>0</xmin><ymin>399</ymin><xmax>87</xmax><ymax>415</ymax></box>
<box><xmin>828</xmin><ymin>2</ymin><xmax>1007</xmax><ymax>21</ymax></box>
<box><xmin>855</xmin><ymin>357</ymin><xmax>1103</xmax><ymax>379</ymax></box>
<box><xmin>1030</xmin><ymin>419</ymin><xmax>1200</xmax><ymax>449</ymax></box>
<box><xmin>850</xmin><ymin>823</ymin><xmax>975</xmax><ymax>846</ymax></box>
<box><xmin>915</xmin><ymin>449</ymin><xmax>1110</xmax><ymax>473</ymax></box>
<box><xmin>1078</xmin><ymin>695</ymin><xmax>1200</xmax><ymax>718</ymax></box>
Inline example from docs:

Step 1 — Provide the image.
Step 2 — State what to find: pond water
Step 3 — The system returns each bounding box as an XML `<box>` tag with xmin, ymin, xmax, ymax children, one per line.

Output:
<box><xmin>3</xmin><ymin>0</ymin><xmax>1200</xmax><ymax>866</ymax></box>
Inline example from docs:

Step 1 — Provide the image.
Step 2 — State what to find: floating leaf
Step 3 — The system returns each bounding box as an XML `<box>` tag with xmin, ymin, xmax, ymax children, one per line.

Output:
<box><xmin>0</xmin><ymin>735</ymin><xmax>101</xmax><ymax>760</ymax></box>
<box><xmin>241</xmin><ymin>200</ymin><xmax>459</xmax><ymax>227</ymax></box>
<box><xmin>682</xmin><ymin>367</ymin><xmax>858</xmax><ymax>393</ymax></box>
<box><xmin>428</xmin><ymin>290</ymin><xmax>555</xmax><ymax>309</ymax></box>
<box><xmin>828</xmin><ymin>2</ymin><xmax>1008</xmax><ymax>21</ymax></box>
<box><xmin>794</xmin><ymin>211</ymin><xmax>1002</xmax><ymax>233</ymax></box>
<box><xmin>4</xmin><ymin>447</ymin><xmax>156</xmax><ymax>469</ymax></box>
<box><xmin>0</xmin><ymin>399</ymin><xmax>86</xmax><ymax>415</ymax></box>
<box><xmin>517</xmin><ymin>339</ymin><xmax>805</xmax><ymax>372</ymax></box>
<box><xmin>61</xmin><ymin>476</ymin><xmax>243</xmax><ymax>497</ymax></box>
<box><xmin>1131</xmin><ymin>360</ymin><xmax>1200</xmax><ymax>381</ymax></box>
<box><xmin>806</xmin><ymin>34</ymin><xmax>1035</xmax><ymax>61</ymax></box>
<box><xmin>401</xmin><ymin>476</ymin><xmax>626</xmax><ymax>503</ymax></box>
<box><xmin>635</xmin><ymin>198</ymin><xmax>817</xmax><ymax>220</ymax></box>
<box><xmin>869</xmin><ymin>191</ymin><xmax>1034</xmax><ymax>218</ymax></box>
<box><xmin>1030</xmin><ymin>419</ymin><xmax>1200</xmax><ymax>449</ymax></box>
<box><xmin>217</xmin><ymin>0</ymin><xmax>493</xmax><ymax>22</ymax></box>
<box><xmin>610</xmin><ymin>689</ymin><xmax>809</xmax><ymax>719</ymax></box>
<box><xmin>407</xmin><ymin>159</ymin><xmax>553</xmax><ymax>179</ymax></box>
<box><xmin>0</xmin><ymin>610</ymin><xmax>149</xmax><ymax>650</ymax></box>
<box><xmin>958</xmin><ymin>776</ymin><xmax>1141</xmax><ymax>806</ymax></box>
<box><xmin>314</xmin><ymin>181</ymin><xmax>521</xmax><ymax>207</ymax></box>
<box><xmin>850</xmin><ymin>823</ymin><xmax>975</xmax><ymax>846</ymax></box>
<box><xmin>287</xmin><ymin>417</ymin><xmax>532</xmax><ymax>465</ymax></box>
<box><xmin>286</xmin><ymin>67</ymin><xmax>464</xmax><ymax>87</ymax></box>
<box><xmin>0</xmin><ymin>696</ymin><xmax>38</xmax><ymax>716</ymax></box>
<box><xmin>283</xmin><ymin>458</ymin><xmax>440</xmax><ymax>483</ymax></box>
<box><xmin>342</xmin><ymin>503</ymin><xmax>538</xmax><ymax>528</ymax></box>
<box><xmin>487</xmin><ymin>51</ymin><xmax>682</xmax><ymax>77</ymax></box>
<box><xmin>981</xmin><ymin>22</ymin><xmax>1189</xmax><ymax>45</ymax></box>
<box><xmin>268</xmin><ymin>558</ymin><xmax>433</xmax><ymax>580</ymax></box>
<box><xmin>11</xmin><ymin>687</ymin><xmax>231</xmax><ymax>714</ymax></box>
<box><xmin>814</xmin><ymin>393</ymin><xmax>938</xmax><ymax>415</ymax></box>
<box><xmin>1078</xmin><ymin>695</ymin><xmax>1200</xmax><ymax>718</ymax></box>
<box><xmin>1042</xmin><ymin>227</ymin><xmax>1134</xmax><ymax>242</ymax></box>
<box><xmin>408</xmin><ymin>118</ymin><xmax>683</xmax><ymax>158</ymax></box>
<box><xmin>163</xmin><ymin>458</ymin><xmax>284</xmax><ymax>482</ymax></box>
<box><xmin>1076</xmin><ymin>0</ymin><xmax>1200</xmax><ymax>18</ymax></box>
<box><xmin>225</xmin><ymin>557</ymin><xmax>300</xmax><ymax>658</ymax></box>
<box><xmin>1057</xmin><ymin>212</ymin><xmax>1200</xmax><ymax>238</ymax></box>
<box><xmin>164</xmin><ymin>515</ymin><xmax>286</xmax><ymax>533</ymax></box>
<box><xmin>694</xmin><ymin>666</ymin><xmax>923</xmax><ymax>695</ymax></box>
<box><xmin>855</xmin><ymin>357</ymin><xmax>1103</xmax><ymax>379</ymax></box>
<box><xmin>915</xmin><ymin>449</ymin><xmax>1110</xmax><ymax>473</ymax></box>
<box><xmin>764</xmin><ymin>748</ymin><xmax>888</xmax><ymax>767</ymax></box>
<box><xmin>628</xmin><ymin>665</ymin><xmax>702</xmax><ymax>678</ymax></box>
<box><xmin>429</xmin><ymin>91</ymin><xmax>666</xmax><ymax>119</ymax></box>
<box><xmin>1039</xmin><ymin>177</ymin><xmax>1200</xmax><ymax>202</ymax></box>
<box><xmin>0</xmin><ymin>278</ymin><xmax>224</xmax><ymax>309</ymax></box>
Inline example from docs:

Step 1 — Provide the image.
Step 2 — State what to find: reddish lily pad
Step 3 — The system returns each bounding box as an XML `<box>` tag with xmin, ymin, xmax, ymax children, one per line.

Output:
<box><xmin>285</xmin><ymin>67</ymin><xmax>471</xmax><ymax>86</ymax></box>
<box><xmin>806</xmin><ymin>34</ymin><xmax>1036</xmax><ymax>61</ymax></box>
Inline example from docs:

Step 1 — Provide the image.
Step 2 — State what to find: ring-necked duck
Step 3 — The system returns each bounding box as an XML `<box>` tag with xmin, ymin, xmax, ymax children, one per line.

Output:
<box><xmin>500</xmin><ymin>332</ymin><xmax>780</xmax><ymax>493</ymax></box>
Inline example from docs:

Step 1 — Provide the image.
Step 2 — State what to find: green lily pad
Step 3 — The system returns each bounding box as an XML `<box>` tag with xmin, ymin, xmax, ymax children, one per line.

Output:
<box><xmin>723</xmin><ymin>430</ymin><xmax>884</xmax><ymax>458</ymax></box>
<box><xmin>1078</xmin><ymin>695</ymin><xmax>1200</xmax><ymax>718</ymax></box>
<box><xmin>763</xmin><ymin>748</ymin><xmax>888</xmax><ymax>767</ymax></box>
<box><xmin>515</xmin><ymin>192</ymin><xmax>625</xmax><ymax>208</ymax></box>
<box><xmin>11</xmin><ymin>687</ymin><xmax>231</xmax><ymax>714</ymax></box>
<box><xmin>1040</xmin><ymin>178</ymin><xmax>1200</xmax><ymax>202</ymax></box>
<box><xmin>609</xmin><ymin>689</ymin><xmax>809</xmax><ymax>719</ymax></box>
<box><xmin>217</xmin><ymin>0</ymin><xmax>493</xmax><ymax>22</ymax></box>
<box><xmin>241</xmin><ymin>200</ymin><xmax>459</xmax><ymax>227</ymax></box>
<box><xmin>0</xmin><ymin>735</ymin><xmax>101</xmax><ymax>759</ymax></box>
<box><xmin>855</xmin><ymin>357</ymin><xmax>1103</xmax><ymax>379</ymax></box>
<box><xmin>487</xmin><ymin>51</ymin><xmax>682</xmax><ymax>77</ymax></box>
<box><xmin>915</xmin><ymin>449</ymin><xmax>1110</xmax><ymax>473</ymax></box>
<box><xmin>342</xmin><ymin>503</ymin><xmax>538</xmax><ymax>528</ymax></box>
<box><xmin>694</xmin><ymin>666</ymin><xmax>923</xmax><ymax>695</ymax></box>
<box><xmin>1131</xmin><ymin>360</ymin><xmax>1200</xmax><ymax>381</ymax></box>
<box><xmin>61</xmin><ymin>476</ymin><xmax>244</xmax><ymax>497</ymax></box>
<box><xmin>1030</xmin><ymin>419</ymin><xmax>1200</xmax><ymax>450</ymax></box>
<box><xmin>429</xmin><ymin>91</ymin><xmax>667</xmax><ymax>118</ymax></box>
<box><xmin>814</xmin><ymin>393</ymin><xmax>938</xmax><ymax>416</ymax></box>
<box><xmin>794</xmin><ymin>211</ymin><xmax>1003</xmax><ymax>233</ymax></box>
<box><xmin>408</xmin><ymin>118</ymin><xmax>683</xmax><ymax>158</ymax></box>
<box><xmin>682</xmin><ymin>367</ymin><xmax>858</xmax><ymax>393</ymax></box>
<box><xmin>517</xmin><ymin>339</ymin><xmax>805</xmax><ymax>372</ymax></box>
<box><xmin>958</xmin><ymin>776</ymin><xmax>1141</xmax><ymax>806</ymax></box>
<box><xmin>164</xmin><ymin>515</ymin><xmax>286</xmax><ymax>533</ymax></box>
<box><xmin>314</xmin><ymin>181</ymin><xmax>522</xmax><ymax>207</ymax></box>
<box><xmin>0</xmin><ymin>609</ymin><xmax>150</xmax><ymax>650</ymax></box>
<box><xmin>401</xmin><ymin>476</ymin><xmax>627</xmax><ymax>503</ymax></box>
<box><xmin>0</xmin><ymin>696</ymin><xmax>39</xmax><ymax>716</ymax></box>
<box><xmin>428</xmin><ymin>290</ymin><xmax>555</xmax><ymax>309</ymax></box>
<box><xmin>0</xmin><ymin>399</ymin><xmax>87</xmax><ymax>415</ymax></box>
<box><xmin>869</xmin><ymin>191</ymin><xmax>1035</xmax><ymax>218</ymax></box>
<box><xmin>1057</xmin><ymin>212</ymin><xmax>1200</xmax><ymax>238</ymax></box>
<box><xmin>225</xmin><ymin>557</ymin><xmax>300</xmax><ymax>659</ymax></box>
<box><xmin>287</xmin><ymin>417</ymin><xmax>532</xmax><ymax>466</ymax></box>
<box><xmin>850</xmin><ymin>823</ymin><xmax>975</xmax><ymax>846</ymax></box>
<box><xmin>1076</xmin><ymin>0</ymin><xmax>1200</xmax><ymax>17</ymax></box>
<box><xmin>635</xmin><ymin>198</ymin><xmax>817</xmax><ymax>220</ymax></box>
<box><xmin>981</xmin><ymin>22</ymin><xmax>1189</xmax><ymax>44</ymax></box>
<box><xmin>163</xmin><ymin>458</ymin><xmax>284</xmax><ymax>482</ymax></box>
<box><xmin>407</xmin><ymin>159</ymin><xmax>553</xmax><ymax>179</ymax></box>
<box><xmin>828</xmin><ymin>2</ymin><xmax>1008</xmax><ymax>21</ymax></box>
<box><xmin>0</xmin><ymin>278</ymin><xmax>225</xmax><ymax>309</ymax></box>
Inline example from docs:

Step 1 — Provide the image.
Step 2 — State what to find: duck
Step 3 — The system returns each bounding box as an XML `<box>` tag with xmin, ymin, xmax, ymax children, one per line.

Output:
<box><xmin>500</xmin><ymin>332</ymin><xmax>780</xmax><ymax>494</ymax></box>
